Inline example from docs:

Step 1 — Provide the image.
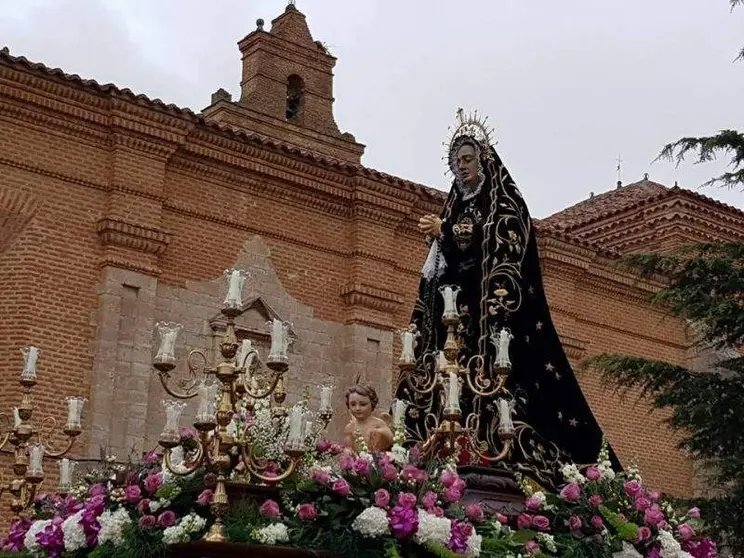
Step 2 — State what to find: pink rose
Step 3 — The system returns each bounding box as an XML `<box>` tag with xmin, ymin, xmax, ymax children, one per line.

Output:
<box><xmin>585</xmin><ymin>466</ymin><xmax>601</xmax><ymax>481</ymax></box>
<box><xmin>197</xmin><ymin>489</ymin><xmax>213</xmax><ymax>507</ymax></box>
<box><xmin>421</xmin><ymin>491</ymin><xmax>438</xmax><ymax>509</ymax></box>
<box><xmin>524</xmin><ymin>541</ymin><xmax>541</xmax><ymax>555</ymax></box>
<box><xmin>495</xmin><ymin>513</ymin><xmax>508</xmax><ymax>525</ymax></box>
<box><xmin>644</xmin><ymin>507</ymin><xmax>665</xmax><ymax>526</ymax></box>
<box><xmin>375</xmin><ymin>489</ymin><xmax>391</xmax><ymax>508</ymax></box>
<box><xmin>398</xmin><ymin>492</ymin><xmax>417</xmax><ymax>509</ymax></box>
<box><xmin>143</xmin><ymin>450</ymin><xmax>159</xmax><ymax>464</ymax></box>
<box><xmin>532</xmin><ymin>515</ymin><xmax>550</xmax><ymax>531</ymax></box>
<box><xmin>687</xmin><ymin>507</ymin><xmax>701</xmax><ymax>518</ymax></box>
<box><xmin>338</xmin><ymin>454</ymin><xmax>355</xmax><ymax>471</ymax></box>
<box><xmin>125</xmin><ymin>485</ymin><xmax>142</xmax><ymax>504</ymax></box>
<box><xmin>138</xmin><ymin>515</ymin><xmax>156</xmax><ymax>530</ymax></box>
<box><xmin>443</xmin><ymin>485</ymin><xmax>464</xmax><ymax>502</ymax></box>
<box><xmin>634</xmin><ymin>497</ymin><xmax>652</xmax><ymax>511</ymax></box>
<box><xmin>623</xmin><ymin>480</ymin><xmax>643</xmax><ymax>498</ymax></box>
<box><xmin>568</xmin><ymin>515</ymin><xmax>582</xmax><ymax>531</ymax></box>
<box><xmin>353</xmin><ymin>458</ymin><xmax>370</xmax><ymax>476</ymax></box>
<box><xmin>316</xmin><ymin>439</ymin><xmax>332</xmax><ymax>453</ymax></box>
<box><xmin>312</xmin><ymin>469</ymin><xmax>330</xmax><ymax>485</ymax></box>
<box><xmin>332</xmin><ymin>478</ymin><xmax>351</xmax><ymax>497</ymax></box>
<box><xmin>158</xmin><ymin>510</ymin><xmax>177</xmax><ymax>527</ymax></box>
<box><xmin>382</xmin><ymin>465</ymin><xmax>398</xmax><ymax>482</ymax></box>
<box><xmin>517</xmin><ymin>513</ymin><xmax>532</xmax><ymax>530</ymax></box>
<box><xmin>440</xmin><ymin>469</ymin><xmax>458</xmax><ymax>488</ymax></box>
<box><xmin>559</xmin><ymin>482</ymin><xmax>581</xmax><ymax>503</ymax></box>
<box><xmin>89</xmin><ymin>483</ymin><xmax>107</xmax><ymax>497</ymax></box>
<box><xmin>144</xmin><ymin>473</ymin><xmax>162</xmax><ymax>494</ymax></box>
<box><xmin>401</xmin><ymin>465</ymin><xmax>428</xmax><ymax>483</ymax></box>
<box><xmin>137</xmin><ymin>499</ymin><xmax>151</xmax><ymax>514</ymax></box>
<box><xmin>677</xmin><ymin>523</ymin><xmax>695</xmax><ymax>541</ymax></box>
<box><xmin>465</xmin><ymin>504</ymin><xmax>485</xmax><ymax>523</ymax></box>
<box><xmin>525</xmin><ymin>495</ymin><xmax>543</xmax><ymax>511</ymax></box>
<box><xmin>649</xmin><ymin>490</ymin><xmax>661</xmax><ymax>502</ymax></box>
<box><xmin>431</xmin><ymin>506</ymin><xmax>444</xmax><ymax>517</ymax></box>
<box><xmin>329</xmin><ymin>443</ymin><xmax>343</xmax><ymax>455</ymax></box>
<box><xmin>591</xmin><ymin>516</ymin><xmax>604</xmax><ymax>530</ymax></box>
<box><xmin>635</xmin><ymin>526</ymin><xmax>652</xmax><ymax>543</ymax></box>
<box><xmin>589</xmin><ymin>494</ymin><xmax>603</xmax><ymax>507</ymax></box>
<box><xmin>259</xmin><ymin>499</ymin><xmax>282</xmax><ymax>518</ymax></box>
<box><xmin>298</xmin><ymin>503</ymin><xmax>317</xmax><ymax>521</ymax></box>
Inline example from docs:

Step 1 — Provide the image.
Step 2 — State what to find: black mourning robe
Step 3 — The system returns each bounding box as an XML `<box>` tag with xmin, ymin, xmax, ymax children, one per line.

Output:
<box><xmin>395</xmin><ymin>141</ymin><xmax>621</xmax><ymax>490</ymax></box>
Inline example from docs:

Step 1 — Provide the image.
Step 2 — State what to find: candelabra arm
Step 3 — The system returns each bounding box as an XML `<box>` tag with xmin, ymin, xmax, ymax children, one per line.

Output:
<box><xmin>164</xmin><ymin>445</ymin><xmax>205</xmax><ymax>477</ymax></box>
<box><xmin>464</xmin><ymin>358</ymin><xmax>508</xmax><ymax>398</ymax></box>
<box><xmin>239</xmin><ymin>445</ymin><xmax>299</xmax><ymax>484</ymax></box>
<box><xmin>157</xmin><ymin>372</ymin><xmax>200</xmax><ymax>400</ymax></box>
<box><xmin>243</xmin><ymin>369</ymin><xmax>283</xmax><ymax>400</ymax></box>
<box><xmin>36</xmin><ymin>416</ymin><xmax>76</xmax><ymax>458</ymax></box>
<box><xmin>404</xmin><ymin>352</ymin><xmax>440</xmax><ymax>396</ymax></box>
<box><xmin>471</xmin><ymin>438</ymin><xmax>512</xmax><ymax>463</ymax></box>
<box><xmin>0</xmin><ymin>412</ymin><xmax>10</xmax><ymax>452</ymax></box>
<box><xmin>238</xmin><ymin>349</ymin><xmax>258</xmax><ymax>371</ymax></box>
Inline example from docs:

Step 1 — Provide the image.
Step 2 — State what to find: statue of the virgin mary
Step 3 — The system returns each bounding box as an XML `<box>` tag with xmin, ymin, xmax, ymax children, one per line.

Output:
<box><xmin>396</xmin><ymin>109</ymin><xmax>620</xmax><ymax>490</ymax></box>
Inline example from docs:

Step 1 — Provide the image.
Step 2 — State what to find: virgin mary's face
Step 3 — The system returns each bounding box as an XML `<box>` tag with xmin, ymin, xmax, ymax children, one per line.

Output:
<box><xmin>455</xmin><ymin>144</ymin><xmax>480</xmax><ymax>187</ymax></box>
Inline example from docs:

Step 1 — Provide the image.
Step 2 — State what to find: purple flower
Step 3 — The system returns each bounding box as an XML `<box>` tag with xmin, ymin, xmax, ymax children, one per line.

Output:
<box><xmin>589</xmin><ymin>494</ymin><xmax>603</xmax><ymax>507</ymax></box>
<box><xmin>86</xmin><ymin>495</ymin><xmax>106</xmax><ymax>516</ymax></box>
<box><xmin>591</xmin><ymin>515</ymin><xmax>604</xmax><ymax>530</ymax></box>
<box><xmin>338</xmin><ymin>453</ymin><xmax>355</xmax><ymax>472</ymax></box>
<box><xmin>644</xmin><ymin>507</ymin><xmax>665</xmax><ymax>526</ymax></box>
<box><xmin>37</xmin><ymin>518</ymin><xmax>64</xmax><ymax>556</ymax></box>
<box><xmin>139</xmin><ymin>515</ymin><xmax>156</xmax><ymax>530</ymax></box>
<box><xmin>559</xmin><ymin>482</ymin><xmax>581</xmax><ymax>502</ymax></box>
<box><xmin>401</xmin><ymin>465</ymin><xmax>428</xmax><ymax>483</ymax></box>
<box><xmin>647</xmin><ymin>544</ymin><xmax>661</xmax><ymax>558</ymax></box>
<box><xmin>125</xmin><ymin>485</ymin><xmax>142</xmax><ymax>504</ymax></box>
<box><xmin>447</xmin><ymin>521</ymin><xmax>473</xmax><ymax>554</ymax></box>
<box><xmin>648</xmin><ymin>490</ymin><xmax>661</xmax><ymax>502</ymax></box>
<box><xmin>683</xmin><ymin>538</ymin><xmax>718</xmax><ymax>558</ymax></box>
<box><xmin>585</xmin><ymin>466</ymin><xmax>601</xmax><ymax>481</ymax></box>
<box><xmin>421</xmin><ymin>491</ymin><xmax>438</xmax><ymax>509</ymax></box>
<box><xmin>144</xmin><ymin>473</ymin><xmax>162</xmax><ymax>494</ymax></box>
<box><xmin>525</xmin><ymin>495</ymin><xmax>543</xmax><ymax>511</ymax></box>
<box><xmin>389</xmin><ymin>506</ymin><xmax>418</xmax><ymax>540</ymax></box>
<box><xmin>624</xmin><ymin>480</ymin><xmax>643</xmax><ymax>498</ymax></box>
<box><xmin>332</xmin><ymin>478</ymin><xmax>351</xmax><ymax>497</ymax></box>
<box><xmin>440</xmin><ymin>470</ymin><xmax>458</xmax><ymax>488</ymax></box>
<box><xmin>375</xmin><ymin>489</ymin><xmax>391</xmax><ymax>508</ymax></box>
<box><xmin>678</xmin><ymin>523</ymin><xmax>695</xmax><ymax>542</ymax></box>
<box><xmin>381</xmin><ymin>465</ymin><xmax>398</xmax><ymax>481</ymax></box>
<box><xmin>397</xmin><ymin>492</ymin><xmax>417</xmax><ymax>509</ymax></box>
<box><xmin>137</xmin><ymin>499</ymin><xmax>151</xmax><ymax>514</ymax></box>
<box><xmin>158</xmin><ymin>511</ymin><xmax>177</xmax><ymax>527</ymax></box>
<box><xmin>568</xmin><ymin>515</ymin><xmax>582</xmax><ymax>531</ymax></box>
<box><xmin>635</xmin><ymin>526</ymin><xmax>652</xmax><ymax>543</ymax></box>
<box><xmin>311</xmin><ymin>468</ymin><xmax>330</xmax><ymax>485</ymax></box>
<box><xmin>143</xmin><ymin>450</ymin><xmax>160</xmax><ymax>464</ymax></box>
<box><xmin>316</xmin><ymin>439</ymin><xmax>332</xmax><ymax>452</ymax></box>
<box><xmin>3</xmin><ymin>518</ymin><xmax>32</xmax><ymax>552</ymax></box>
<box><xmin>635</xmin><ymin>497</ymin><xmax>652</xmax><ymax>511</ymax></box>
<box><xmin>442</xmin><ymin>483</ymin><xmax>465</xmax><ymax>503</ymax></box>
<box><xmin>517</xmin><ymin>514</ymin><xmax>532</xmax><ymax>530</ymax></box>
<box><xmin>298</xmin><ymin>503</ymin><xmax>317</xmax><ymax>521</ymax></box>
<box><xmin>197</xmin><ymin>489</ymin><xmax>213</xmax><ymax>506</ymax></box>
<box><xmin>465</xmin><ymin>503</ymin><xmax>485</xmax><ymax>523</ymax></box>
<box><xmin>532</xmin><ymin>515</ymin><xmax>550</xmax><ymax>531</ymax></box>
<box><xmin>525</xmin><ymin>541</ymin><xmax>541</xmax><ymax>555</ymax></box>
<box><xmin>353</xmin><ymin>458</ymin><xmax>370</xmax><ymax>476</ymax></box>
<box><xmin>88</xmin><ymin>483</ymin><xmax>107</xmax><ymax>498</ymax></box>
<box><xmin>687</xmin><ymin>507</ymin><xmax>701</xmax><ymax>518</ymax></box>
<box><xmin>259</xmin><ymin>500</ymin><xmax>282</xmax><ymax>518</ymax></box>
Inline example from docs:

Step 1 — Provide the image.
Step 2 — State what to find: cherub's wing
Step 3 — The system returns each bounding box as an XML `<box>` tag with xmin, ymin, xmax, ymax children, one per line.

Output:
<box><xmin>378</xmin><ymin>412</ymin><xmax>393</xmax><ymax>428</ymax></box>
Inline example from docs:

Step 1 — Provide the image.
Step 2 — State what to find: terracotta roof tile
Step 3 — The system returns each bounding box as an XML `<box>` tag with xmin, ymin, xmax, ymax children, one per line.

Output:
<box><xmin>540</xmin><ymin>179</ymin><xmax>668</xmax><ymax>231</ymax></box>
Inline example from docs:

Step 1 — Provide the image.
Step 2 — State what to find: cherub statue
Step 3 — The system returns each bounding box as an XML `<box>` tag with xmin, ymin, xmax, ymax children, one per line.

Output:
<box><xmin>342</xmin><ymin>384</ymin><xmax>394</xmax><ymax>453</ymax></box>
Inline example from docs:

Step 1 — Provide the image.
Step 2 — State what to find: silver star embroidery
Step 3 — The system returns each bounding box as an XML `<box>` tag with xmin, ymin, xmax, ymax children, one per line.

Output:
<box><xmin>534</xmin><ymin>381</ymin><xmax>540</xmax><ymax>390</ymax></box>
<box><xmin>536</xmin><ymin>321</ymin><xmax>543</xmax><ymax>331</ymax></box>
<box><xmin>555</xmin><ymin>372</ymin><xmax>562</xmax><ymax>380</ymax></box>
<box><xmin>569</xmin><ymin>418</ymin><xmax>579</xmax><ymax>427</ymax></box>
<box><xmin>525</xmin><ymin>335</ymin><xmax>530</xmax><ymax>344</ymax></box>
<box><xmin>557</xmin><ymin>411</ymin><xmax>563</xmax><ymax>421</ymax></box>
<box><xmin>545</xmin><ymin>362</ymin><xmax>554</xmax><ymax>372</ymax></box>
<box><xmin>528</xmin><ymin>286</ymin><xmax>535</xmax><ymax>295</ymax></box>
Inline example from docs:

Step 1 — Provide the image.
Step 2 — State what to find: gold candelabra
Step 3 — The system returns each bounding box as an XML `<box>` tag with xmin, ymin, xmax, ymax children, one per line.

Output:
<box><xmin>153</xmin><ymin>269</ymin><xmax>335</xmax><ymax>543</ymax></box>
<box><xmin>398</xmin><ymin>285</ymin><xmax>515</xmax><ymax>463</ymax></box>
<box><xmin>0</xmin><ymin>347</ymin><xmax>85</xmax><ymax>516</ymax></box>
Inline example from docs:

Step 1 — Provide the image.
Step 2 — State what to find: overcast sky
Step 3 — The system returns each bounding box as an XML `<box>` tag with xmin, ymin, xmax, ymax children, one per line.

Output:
<box><xmin>0</xmin><ymin>0</ymin><xmax>742</xmax><ymax>218</ymax></box>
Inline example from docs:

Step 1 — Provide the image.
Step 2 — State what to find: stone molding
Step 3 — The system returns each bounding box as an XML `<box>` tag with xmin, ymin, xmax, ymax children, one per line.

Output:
<box><xmin>97</xmin><ymin>218</ymin><xmax>170</xmax><ymax>255</ymax></box>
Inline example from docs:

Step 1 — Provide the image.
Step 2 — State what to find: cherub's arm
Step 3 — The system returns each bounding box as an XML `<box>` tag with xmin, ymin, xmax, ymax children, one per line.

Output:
<box><xmin>342</xmin><ymin>422</ymin><xmax>356</xmax><ymax>451</ymax></box>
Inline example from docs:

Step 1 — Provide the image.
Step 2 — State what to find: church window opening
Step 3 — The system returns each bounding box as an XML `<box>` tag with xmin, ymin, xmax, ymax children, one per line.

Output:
<box><xmin>286</xmin><ymin>74</ymin><xmax>304</xmax><ymax>121</ymax></box>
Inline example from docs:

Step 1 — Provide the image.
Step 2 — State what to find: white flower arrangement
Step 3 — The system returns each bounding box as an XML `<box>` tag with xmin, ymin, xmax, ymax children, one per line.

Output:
<box><xmin>23</xmin><ymin>519</ymin><xmax>50</xmax><ymax>554</ymax></box>
<box><xmin>61</xmin><ymin>510</ymin><xmax>87</xmax><ymax>552</ymax></box>
<box><xmin>561</xmin><ymin>463</ymin><xmax>587</xmax><ymax>485</ymax></box>
<box><xmin>613</xmin><ymin>542</ymin><xmax>644</xmax><ymax>558</ymax></box>
<box><xmin>253</xmin><ymin>522</ymin><xmax>289</xmax><ymax>545</ymax></box>
<box><xmin>351</xmin><ymin>507</ymin><xmax>390</xmax><ymax>538</ymax></box>
<box><xmin>414</xmin><ymin>509</ymin><xmax>451</xmax><ymax>546</ymax></box>
<box><xmin>536</xmin><ymin>532</ymin><xmax>557</xmax><ymax>553</ymax></box>
<box><xmin>98</xmin><ymin>507</ymin><xmax>133</xmax><ymax>547</ymax></box>
<box><xmin>465</xmin><ymin>531</ymin><xmax>483</xmax><ymax>558</ymax></box>
<box><xmin>162</xmin><ymin>512</ymin><xmax>207</xmax><ymax>545</ymax></box>
<box><xmin>658</xmin><ymin>529</ymin><xmax>693</xmax><ymax>558</ymax></box>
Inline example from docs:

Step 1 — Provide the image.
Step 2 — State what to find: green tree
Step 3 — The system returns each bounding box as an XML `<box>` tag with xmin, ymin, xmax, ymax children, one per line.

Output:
<box><xmin>583</xmin><ymin>2</ymin><xmax>744</xmax><ymax>553</ymax></box>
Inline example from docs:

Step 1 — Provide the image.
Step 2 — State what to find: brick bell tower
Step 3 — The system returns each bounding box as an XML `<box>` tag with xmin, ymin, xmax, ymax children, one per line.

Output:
<box><xmin>203</xmin><ymin>1</ymin><xmax>365</xmax><ymax>163</ymax></box>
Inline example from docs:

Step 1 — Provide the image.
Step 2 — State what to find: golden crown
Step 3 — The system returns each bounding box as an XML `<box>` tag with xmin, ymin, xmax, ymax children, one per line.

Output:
<box><xmin>443</xmin><ymin>108</ymin><xmax>496</xmax><ymax>171</ymax></box>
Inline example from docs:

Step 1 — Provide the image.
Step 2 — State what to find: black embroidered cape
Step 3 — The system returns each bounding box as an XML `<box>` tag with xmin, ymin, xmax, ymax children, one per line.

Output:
<box><xmin>395</xmin><ymin>137</ymin><xmax>621</xmax><ymax>489</ymax></box>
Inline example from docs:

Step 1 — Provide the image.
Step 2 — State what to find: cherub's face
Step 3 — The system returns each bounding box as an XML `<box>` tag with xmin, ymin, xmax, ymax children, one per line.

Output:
<box><xmin>347</xmin><ymin>393</ymin><xmax>373</xmax><ymax>421</ymax></box>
